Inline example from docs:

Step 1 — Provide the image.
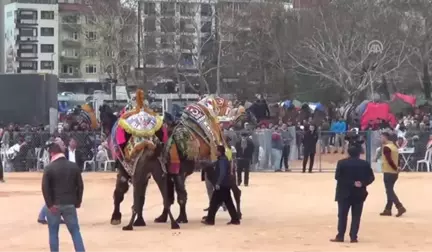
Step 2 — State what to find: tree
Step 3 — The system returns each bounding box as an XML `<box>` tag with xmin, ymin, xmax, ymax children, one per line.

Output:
<box><xmin>83</xmin><ymin>0</ymin><xmax>139</xmax><ymax>100</ymax></box>
<box><xmin>288</xmin><ymin>0</ymin><xmax>412</xmax><ymax>101</ymax></box>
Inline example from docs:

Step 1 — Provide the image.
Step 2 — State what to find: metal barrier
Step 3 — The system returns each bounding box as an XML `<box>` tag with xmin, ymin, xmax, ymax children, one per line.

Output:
<box><xmin>1</xmin><ymin>128</ymin><xmax>429</xmax><ymax>173</ymax></box>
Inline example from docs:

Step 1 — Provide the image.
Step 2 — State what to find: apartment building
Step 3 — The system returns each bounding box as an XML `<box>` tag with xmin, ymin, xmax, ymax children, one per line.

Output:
<box><xmin>3</xmin><ymin>0</ymin><xmax>59</xmax><ymax>75</ymax></box>
<box><xmin>292</xmin><ymin>0</ymin><xmax>331</xmax><ymax>9</ymax></box>
<box><xmin>58</xmin><ymin>0</ymin><xmax>136</xmax><ymax>93</ymax></box>
<box><xmin>140</xmin><ymin>0</ymin><xmax>215</xmax><ymax>92</ymax></box>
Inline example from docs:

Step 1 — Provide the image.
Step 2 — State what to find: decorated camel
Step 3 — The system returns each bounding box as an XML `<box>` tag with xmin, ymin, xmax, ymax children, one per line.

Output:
<box><xmin>100</xmin><ymin>89</ymin><xmax>179</xmax><ymax>230</ymax></box>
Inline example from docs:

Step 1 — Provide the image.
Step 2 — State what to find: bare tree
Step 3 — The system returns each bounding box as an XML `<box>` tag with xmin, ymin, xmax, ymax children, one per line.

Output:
<box><xmin>288</xmin><ymin>0</ymin><xmax>412</xmax><ymax>100</ymax></box>
<box><xmin>82</xmin><ymin>0</ymin><xmax>139</xmax><ymax>100</ymax></box>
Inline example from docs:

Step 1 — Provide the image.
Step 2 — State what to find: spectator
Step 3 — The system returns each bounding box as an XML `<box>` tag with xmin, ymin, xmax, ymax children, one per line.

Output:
<box><xmin>331</xmin><ymin>117</ymin><xmax>347</xmax><ymax>154</ymax></box>
<box><xmin>280</xmin><ymin>123</ymin><xmax>293</xmax><ymax>171</ymax></box>
<box><xmin>95</xmin><ymin>145</ymin><xmax>108</xmax><ymax>171</ymax></box>
<box><xmin>302</xmin><ymin>124</ymin><xmax>319</xmax><ymax>173</ymax></box>
<box><xmin>1</xmin><ymin>124</ymin><xmax>13</xmax><ymax>148</ymax></box>
<box><xmin>65</xmin><ymin>138</ymin><xmax>84</xmax><ymax>172</ymax></box>
<box><xmin>320</xmin><ymin>118</ymin><xmax>331</xmax><ymax>154</ymax></box>
<box><xmin>270</xmin><ymin>127</ymin><xmax>283</xmax><ymax>172</ymax></box>
<box><xmin>41</xmin><ymin>139</ymin><xmax>85</xmax><ymax>252</ymax></box>
<box><xmin>235</xmin><ymin>133</ymin><xmax>254</xmax><ymax>186</ymax></box>
<box><xmin>295</xmin><ymin>122</ymin><xmax>304</xmax><ymax>160</ymax></box>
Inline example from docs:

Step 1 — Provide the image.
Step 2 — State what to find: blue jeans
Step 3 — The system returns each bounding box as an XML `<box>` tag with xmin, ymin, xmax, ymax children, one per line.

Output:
<box><xmin>38</xmin><ymin>205</ymin><xmax>48</xmax><ymax>221</ymax></box>
<box><xmin>46</xmin><ymin>205</ymin><xmax>85</xmax><ymax>252</ymax></box>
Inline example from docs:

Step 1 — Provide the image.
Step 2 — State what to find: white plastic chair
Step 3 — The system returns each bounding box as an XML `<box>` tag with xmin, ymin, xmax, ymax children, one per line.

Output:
<box><xmin>83</xmin><ymin>157</ymin><xmax>95</xmax><ymax>171</ymax></box>
<box><xmin>103</xmin><ymin>149</ymin><xmax>116</xmax><ymax>171</ymax></box>
<box><xmin>416</xmin><ymin>149</ymin><xmax>432</xmax><ymax>172</ymax></box>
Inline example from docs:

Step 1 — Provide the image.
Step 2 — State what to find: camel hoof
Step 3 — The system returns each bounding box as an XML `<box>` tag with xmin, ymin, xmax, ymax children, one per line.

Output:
<box><xmin>122</xmin><ymin>225</ymin><xmax>133</xmax><ymax>231</ymax></box>
<box><xmin>133</xmin><ymin>217</ymin><xmax>146</xmax><ymax>226</ymax></box>
<box><xmin>176</xmin><ymin>216</ymin><xmax>188</xmax><ymax>224</ymax></box>
<box><xmin>111</xmin><ymin>219</ymin><xmax>121</xmax><ymax>225</ymax></box>
<box><xmin>238</xmin><ymin>213</ymin><xmax>242</xmax><ymax>220</ymax></box>
<box><xmin>154</xmin><ymin>215</ymin><xmax>168</xmax><ymax>223</ymax></box>
<box><xmin>171</xmin><ymin>222</ymin><xmax>180</xmax><ymax>229</ymax></box>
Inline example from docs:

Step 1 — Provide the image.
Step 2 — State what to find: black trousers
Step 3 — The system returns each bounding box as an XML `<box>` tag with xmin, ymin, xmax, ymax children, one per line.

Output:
<box><xmin>280</xmin><ymin>145</ymin><xmax>290</xmax><ymax>169</ymax></box>
<box><xmin>383</xmin><ymin>173</ymin><xmax>402</xmax><ymax>210</ymax></box>
<box><xmin>302</xmin><ymin>151</ymin><xmax>315</xmax><ymax>172</ymax></box>
<box><xmin>337</xmin><ymin>199</ymin><xmax>364</xmax><ymax>240</ymax></box>
<box><xmin>206</xmin><ymin>187</ymin><xmax>239</xmax><ymax>223</ymax></box>
<box><xmin>237</xmin><ymin>159</ymin><xmax>250</xmax><ymax>186</ymax></box>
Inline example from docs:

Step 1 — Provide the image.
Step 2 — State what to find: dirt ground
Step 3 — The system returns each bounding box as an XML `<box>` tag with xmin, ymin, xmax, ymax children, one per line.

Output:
<box><xmin>1</xmin><ymin>171</ymin><xmax>431</xmax><ymax>251</ymax></box>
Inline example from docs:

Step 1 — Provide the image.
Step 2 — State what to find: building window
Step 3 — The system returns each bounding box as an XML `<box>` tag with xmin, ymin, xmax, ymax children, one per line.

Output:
<box><xmin>41</xmin><ymin>44</ymin><xmax>54</xmax><ymax>53</ymax></box>
<box><xmin>161</xmin><ymin>2</ymin><xmax>175</xmax><ymax>16</ymax></box>
<box><xmin>19</xmin><ymin>61</ymin><xmax>37</xmax><ymax>70</ymax></box>
<box><xmin>41</xmin><ymin>61</ymin><xmax>54</xmax><ymax>70</ymax></box>
<box><xmin>144</xmin><ymin>2</ymin><xmax>156</xmax><ymax>15</ymax></box>
<box><xmin>144</xmin><ymin>18</ymin><xmax>156</xmax><ymax>32</ymax></box>
<box><xmin>41</xmin><ymin>11</ymin><xmax>54</xmax><ymax>20</ymax></box>
<box><xmin>84</xmin><ymin>48</ymin><xmax>97</xmax><ymax>57</ymax></box>
<box><xmin>201</xmin><ymin>4</ymin><xmax>212</xmax><ymax>16</ymax></box>
<box><xmin>161</xmin><ymin>18</ymin><xmax>175</xmax><ymax>33</ymax></box>
<box><xmin>85</xmin><ymin>31</ymin><xmax>97</xmax><ymax>41</ymax></box>
<box><xmin>41</xmin><ymin>27</ymin><xmax>54</xmax><ymax>36</ymax></box>
<box><xmin>85</xmin><ymin>64</ymin><xmax>97</xmax><ymax>73</ymax></box>
<box><xmin>201</xmin><ymin>21</ymin><xmax>212</xmax><ymax>33</ymax></box>
<box><xmin>62</xmin><ymin>15</ymin><xmax>79</xmax><ymax>24</ymax></box>
<box><xmin>19</xmin><ymin>44</ymin><xmax>37</xmax><ymax>53</ymax></box>
<box><xmin>65</xmin><ymin>31</ymin><xmax>78</xmax><ymax>40</ymax></box>
<box><xmin>62</xmin><ymin>49</ymin><xmax>79</xmax><ymax>57</ymax></box>
<box><xmin>18</xmin><ymin>10</ymin><xmax>37</xmax><ymax>20</ymax></box>
<box><xmin>20</xmin><ymin>27</ymin><xmax>37</xmax><ymax>36</ymax></box>
<box><xmin>62</xmin><ymin>64</ymin><xmax>74</xmax><ymax>74</ymax></box>
<box><xmin>180</xmin><ymin>3</ymin><xmax>195</xmax><ymax>16</ymax></box>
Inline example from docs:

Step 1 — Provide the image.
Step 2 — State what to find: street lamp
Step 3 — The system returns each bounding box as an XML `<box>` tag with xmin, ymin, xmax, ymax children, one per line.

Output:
<box><xmin>367</xmin><ymin>40</ymin><xmax>383</xmax><ymax>100</ymax></box>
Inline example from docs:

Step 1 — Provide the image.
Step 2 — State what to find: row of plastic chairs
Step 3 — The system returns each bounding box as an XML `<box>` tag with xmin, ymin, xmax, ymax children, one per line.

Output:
<box><xmin>83</xmin><ymin>149</ymin><xmax>116</xmax><ymax>172</ymax></box>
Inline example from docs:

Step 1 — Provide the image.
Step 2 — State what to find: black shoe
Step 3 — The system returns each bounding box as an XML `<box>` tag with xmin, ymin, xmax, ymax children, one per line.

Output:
<box><xmin>350</xmin><ymin>239</ymin><xmax>358</xmax><ymax>243</ymax></box>
<box><xmin>275</xmin><ymin>169</ymin><xmax>282</xmax><ymax>172</ymax></box>
<box><xmin>244</xmin><ymin>184</ymin><xmax>249</xmax><ymax>187</ymax></box>
<box><xmin>227</xmin><ymin>220</ymin><xmax>240</xmax><ymax>225</ymax></box>
<box><xmin>201</xmin><ymin>219</ymin><xmax>214</xmax><ymax>225</ymax></box>
<box><xmin>308</xmin><ymin>170</ymin><xmax>313</xmax><ymax>173</ymax></box>
<box><xmin>37</xmin><ymin>219</ymin><xmax>47</xmax><ymax>225</ymax></box>
<box><xmin>330</xmin><ymin>238</ymin><xmax>344</xmax><ymax>243</ymax></box>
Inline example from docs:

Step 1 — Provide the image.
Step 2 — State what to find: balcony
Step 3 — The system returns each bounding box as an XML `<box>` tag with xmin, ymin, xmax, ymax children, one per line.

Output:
<box><xmin>61</xmin><ymin>55</ymin><xmax>81</xmax><ymax>64</ymax></box>
<box><xmin>17</xmin><ymin>50</ymin><xmax>38</xmax><ymax>59</ymax></box>
<box><xmin>62</xmin><ymin>38</ymin><xmax>81</xmax><ymax>47</ymax></box>
<box><xmin>59</xmin><ymin>71</ymin><xmax>82</xmax><ymax>79</ymax></box>
<box><xmin>16</xmin><ymin>35</ymin><xmax>38</xmax><ymax>43</ymax></box>
<box><xmin>15</xmin><ymin>18</ymin><xmax>38</xmax><ymax>26</ymax></box>
<box><xmin>61</xmin><ymin>22</ymin><xmax>81</xmax><ymax>31</ymax></box>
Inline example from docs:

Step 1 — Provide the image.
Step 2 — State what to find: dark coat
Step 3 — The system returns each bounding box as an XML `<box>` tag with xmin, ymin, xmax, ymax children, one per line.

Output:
<box><xmin>235</xmin><ymin>139</ymin><xmax>254</xmax><ymax>160</ymax></box>
<box><xmin>335</xmin><ymin>157</ymin><xmax>375</xmax><ymax>202</ymax></box>
<box><xmin>303</xmin><ymin>130</ymin><xmax>318</xmax><ymax>153</ymax></box>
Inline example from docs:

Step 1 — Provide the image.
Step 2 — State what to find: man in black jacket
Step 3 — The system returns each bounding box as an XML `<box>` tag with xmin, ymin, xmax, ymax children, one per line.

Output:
<box><xmin>42</xmin><ymin>141</ymin><xmax>85</xmax><ymax>252</ymax></box>
<box><xmin>202</xmin><ymin>145</ymin><xmax>240</xmax><ymax>225</ymax></box>
<box><xmin>330</xmin><ymin>146</ymin><xmax>375</xmax><ymax>243</ymax></box>
<box><xmin>235</xmin><ymin>133</ymin><xmax>254</xmax><ymax>186</ymax></box>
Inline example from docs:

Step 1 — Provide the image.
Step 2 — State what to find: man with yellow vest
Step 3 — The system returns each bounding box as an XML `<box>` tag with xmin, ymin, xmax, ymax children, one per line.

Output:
<box><xmin>380</xmin><ymin>132</ymin><xmax>407</xmax><ymax>217</ymax></box>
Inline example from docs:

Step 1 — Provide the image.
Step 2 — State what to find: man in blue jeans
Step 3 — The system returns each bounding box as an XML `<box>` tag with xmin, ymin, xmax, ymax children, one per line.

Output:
<box><xmin>42</xmin><ymin>141</ymin><xmax>85</xmax><ymax>252</ymax></box>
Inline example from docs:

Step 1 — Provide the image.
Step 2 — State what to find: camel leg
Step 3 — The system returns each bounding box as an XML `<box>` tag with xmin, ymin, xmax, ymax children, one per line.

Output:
<box><xmin>154</xmin><ymin>174</ymin><xmax>174</xmax><ymax>223</ymax></box>
<box><xmin>174</xmin><ymin>173</ymin><xmax>188</xmax><ymax>223</ymax></box>
<box><xmin>111</xmin><ymin>171</ymin><xmax>129</xmax><ymax>225</ymax></box>
<box><xmin>153</xmin><ymin>169</ymin><xmax>180</xmax><ymax>229</ymax></box>
<box><xmin>122</xmin><ymin>160</ymin><xmax>150</xmax><ymax>231</ymax></box>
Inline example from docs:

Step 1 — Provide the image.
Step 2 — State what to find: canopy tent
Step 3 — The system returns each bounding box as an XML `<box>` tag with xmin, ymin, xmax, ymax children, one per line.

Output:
<box><xmin>393</xmin><ymin>93</ymin><xmax>416</xmax><ymax>107</ymax></box>
<box><xmin>308</xmin><ymin>102</ymin><xmax>325</xmax><ymax>112</ymax></box>
<box><xmin>360</xmin><ymin>102</ymin><xmax>397</xmax><ymax>130</ymax></box>
<box><xmin>280</xmin><ymin>99</ymin><xmax>302</xmax><ymax>109</ymax></box>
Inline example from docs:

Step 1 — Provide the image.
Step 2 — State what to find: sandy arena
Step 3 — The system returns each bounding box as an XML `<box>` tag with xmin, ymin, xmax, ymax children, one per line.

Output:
<box><xmin>1</xmin><ymin>171</ymin><xmax>431</xmax><ymax>251</ymax></box>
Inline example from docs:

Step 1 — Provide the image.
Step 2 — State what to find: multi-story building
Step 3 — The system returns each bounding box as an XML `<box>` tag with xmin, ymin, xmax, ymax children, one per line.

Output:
<box><xmin>292</xmin><ymin>0</ymin><xmax>331</xmax><ymax>9</ymax></box>
<box><xmin>140</xmin><ymin>0</ymin><xmax>215</xmax><ymax>93</ymax></box>
<box><xmin>58</xmin><ymin>0</ymin><xmax>136</xmax><ymax>93</ymax></box>
<box><xmin>3</xmin><ymin>0</ymin><xmax>59</xmax><ymax>75</ymax></box>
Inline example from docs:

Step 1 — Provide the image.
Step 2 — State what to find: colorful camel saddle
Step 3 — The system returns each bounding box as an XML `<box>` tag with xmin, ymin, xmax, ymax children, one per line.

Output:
<box><xmin>110</xmin><ymin>110</ymin><xmax>163</xmax><ymax>176</ymax></box>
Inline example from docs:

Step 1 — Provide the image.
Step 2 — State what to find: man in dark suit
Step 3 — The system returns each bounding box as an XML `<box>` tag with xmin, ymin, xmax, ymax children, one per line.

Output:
<box><xmin>331</xmin><ymin>146</ymin><xmax>375</xmax><ymax>243</ymax></box>
<box><xmin>65</xmin><ymin>138</ymin><xmax>85</xmax><ymax>171</ymax></box>
<box><xmin>235</xmin><ymin>133</ymin><xmax>254</xmax><ymax>186</ymax></box>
